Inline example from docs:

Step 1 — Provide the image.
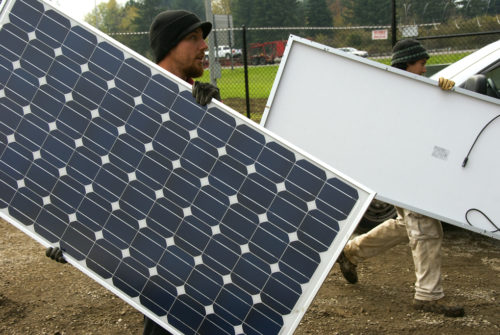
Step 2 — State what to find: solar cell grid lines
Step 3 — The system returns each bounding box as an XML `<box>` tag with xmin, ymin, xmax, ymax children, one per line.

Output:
<box><xmin>0</xmin><ymin>0</ymin><xmax>374</xmax><ymax>334</ymax></box>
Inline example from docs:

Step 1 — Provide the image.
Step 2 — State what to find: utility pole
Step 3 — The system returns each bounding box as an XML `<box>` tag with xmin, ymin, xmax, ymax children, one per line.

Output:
<box><xmin>204</xmin><ymin>0</ymin><xmax>218</xmax><ymax>86</ymax></box>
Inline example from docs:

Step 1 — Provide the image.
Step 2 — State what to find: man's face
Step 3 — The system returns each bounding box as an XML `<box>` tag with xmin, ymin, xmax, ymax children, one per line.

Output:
<box><xmin>167</xmin><ymin>28</ymin><xmax>208</xmax><ymax>79</ymax></box>
<box><xmin>406</xmin><ymin>59</ymin><xmax>427</xmax><ymax>75</ymax></box>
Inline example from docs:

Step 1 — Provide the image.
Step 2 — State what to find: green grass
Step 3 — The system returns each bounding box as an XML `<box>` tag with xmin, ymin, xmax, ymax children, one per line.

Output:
<box><xmin>199</xmin><ymin>51</ymin><xmax>471</xmax><ymax>99</ymax></box>
<box><xmin>198</xmin><ymin>65</ymin><xmax>279</xmax><ymax>99</ymax></box>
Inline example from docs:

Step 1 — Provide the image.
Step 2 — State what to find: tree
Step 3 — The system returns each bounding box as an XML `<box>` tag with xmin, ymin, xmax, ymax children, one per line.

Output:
<box><xmin>213</xmin><ymin>0</ymin><xmax>232</xmax><ymax>14</ymax></box>
<box><xmin>341</xmin><ymin>0</ymin><xmax>392</xmax><ymax>25</ymax></box>
<box><xmin>305</xmin><ymin>0</ymin><xmax>333</xmax><ymax>26</ymax></box>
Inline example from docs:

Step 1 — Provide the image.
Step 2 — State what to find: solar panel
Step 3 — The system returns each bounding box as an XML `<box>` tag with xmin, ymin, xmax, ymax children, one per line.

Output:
<box><xmin>0</xmin><ymin>0</ymin><xmax>374</xmax><ymax>334</ymax></box>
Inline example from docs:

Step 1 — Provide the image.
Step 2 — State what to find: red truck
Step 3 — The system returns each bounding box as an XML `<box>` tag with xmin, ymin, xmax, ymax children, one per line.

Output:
<box><xmin>249</xmin><ymin>40</ymin><xmax>287</xmax><ymax>65</ymax></box>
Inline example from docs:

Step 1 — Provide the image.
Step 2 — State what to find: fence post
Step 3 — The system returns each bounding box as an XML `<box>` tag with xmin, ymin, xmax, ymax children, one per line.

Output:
<box><xmin>391</xmin><ymin>0</ymin><xmax>397</xmax><ymax>47</ymax></box>
<box><xmin>242</xmin><ymin>25</ymin><xmax>251</xmax><ymax>119</ymax></box>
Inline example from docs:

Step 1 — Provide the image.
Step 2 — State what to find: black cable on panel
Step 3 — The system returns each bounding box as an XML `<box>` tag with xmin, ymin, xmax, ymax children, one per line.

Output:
<box><xmin>465</xmin><ymin>208</ymin><xmax>499</xmax><ymax>233</ymax></box>
<box><xmin>462</xmin><ymin>114</ymin><xmax>500</xmax><ymax>167</ymax></box>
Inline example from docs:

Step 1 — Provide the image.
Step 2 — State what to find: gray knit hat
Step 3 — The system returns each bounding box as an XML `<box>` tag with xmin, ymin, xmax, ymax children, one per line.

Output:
<box><xmin>391</xmin><ymin>39</ymin><xmax>429</xmax><ymax>66</ymax></box>
<box><xmin>149</xmin><ymin>10</ymin><xmax>212</xmax><ymax>63</ymax></box>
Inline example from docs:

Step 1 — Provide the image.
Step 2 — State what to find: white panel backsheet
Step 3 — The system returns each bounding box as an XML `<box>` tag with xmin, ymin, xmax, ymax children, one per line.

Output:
<box><xmin>262</xmin><ymin>35</ymin><xmax>500</xmax><ymax>239</ymax></box>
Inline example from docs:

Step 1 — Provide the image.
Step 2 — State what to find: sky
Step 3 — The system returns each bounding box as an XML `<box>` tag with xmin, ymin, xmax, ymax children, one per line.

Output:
<box><xmin>46</xmin><ymin>0</ymin><xmax>128</xmax><ymax>22</ymax></box>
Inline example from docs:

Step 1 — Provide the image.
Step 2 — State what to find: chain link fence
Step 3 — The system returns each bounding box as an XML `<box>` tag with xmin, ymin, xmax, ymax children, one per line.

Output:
<box><xmin>113</xmin><ymin>4</ymin><xmax>500</xmax><ymax>122</ymax></box>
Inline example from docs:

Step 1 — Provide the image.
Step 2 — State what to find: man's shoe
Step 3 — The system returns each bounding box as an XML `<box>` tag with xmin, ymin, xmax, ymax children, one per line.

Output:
<box><xmin>412</xmin><ymin>298</ymin><xmax>465</xmax><ymax>317</ymax></box>
<box><xmin>337</xmin><ymin>251</ymin><xmax>358</xmax><ymax>284</ymax></box>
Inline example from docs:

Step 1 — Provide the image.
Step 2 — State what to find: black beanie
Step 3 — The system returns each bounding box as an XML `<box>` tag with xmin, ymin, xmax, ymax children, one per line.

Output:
<box><xmin>391</xmin><ymin>39</ymin><xmax>429</xmax><ymax>66</ymax></box>
<box><xmin>149</xmin><ymin>10</ymin><xmax>212</xmax><ymax>63</ymax></box>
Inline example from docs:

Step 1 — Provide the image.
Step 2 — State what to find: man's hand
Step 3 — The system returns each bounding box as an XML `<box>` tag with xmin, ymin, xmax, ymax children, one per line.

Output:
<box><xmin>46</xmin><ymin>247</ymin><xmax>67</xmax><ymax>264</ymax></box>
<box><xmin>192</xmin><ymin>81</ymin><xmax>221</xmax><ymax>106</ymax></box>
<box><xmin>438</xmin><ymin>77</ymin><xmax>455</xmax><ymax>91</ymax></box>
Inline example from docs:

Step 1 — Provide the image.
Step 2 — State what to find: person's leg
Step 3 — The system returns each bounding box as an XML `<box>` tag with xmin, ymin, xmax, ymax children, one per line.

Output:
<box><xmin>339</xmin><ymin>213</ymin><xmax>408</xmax><ymax>283</ymax></box>
<box><xmin>404</xmin><ymin>211</ymin><xmax>464</xmax><ymax>317</ymax></box>
<box><xmin>344</xmin><ymin>216</ymin><xmax>409</xmax><ymax>264</ymax></box>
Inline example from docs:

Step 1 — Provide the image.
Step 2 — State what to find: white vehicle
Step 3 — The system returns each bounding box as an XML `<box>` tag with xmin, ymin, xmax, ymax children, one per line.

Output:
<box><xmin>205</xmin><ymin>45</ymin><xmax>242</xmax><ymax>60</ymax></box>
<box><xmin>430</xmin><ymin>40</ymin><xmax>500</xmax><ymax>99</ymax></box>
<box><xmin>338</xmin><ymin>47</ymin><xmax>368</xmax><ymax>57</ymax></box>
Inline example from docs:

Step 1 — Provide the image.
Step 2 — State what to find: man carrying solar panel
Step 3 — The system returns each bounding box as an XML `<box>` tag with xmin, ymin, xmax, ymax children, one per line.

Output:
<box><xmin>46</xmin><ymin>9</ymin><xmax>220</xmax><ymax>335</ymax></box>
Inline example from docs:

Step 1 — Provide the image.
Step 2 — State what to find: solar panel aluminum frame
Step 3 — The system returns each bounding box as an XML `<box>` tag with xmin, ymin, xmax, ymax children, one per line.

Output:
<box><xmin>0</xmin><ymin>1</ymin><xmax>375</xmax><ymax>334</ymax></box>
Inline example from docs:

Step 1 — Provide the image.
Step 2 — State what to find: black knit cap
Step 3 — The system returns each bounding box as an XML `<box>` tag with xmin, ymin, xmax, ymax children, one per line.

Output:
<box><xmin>149</xmin><ymin>10</ymin><xmax>212</xmax><ymax>63</ymax></box>
<box><xmin>391</xmin><ymin>39</ymin><xmax>429</xmax><ymax>66</ymax></box>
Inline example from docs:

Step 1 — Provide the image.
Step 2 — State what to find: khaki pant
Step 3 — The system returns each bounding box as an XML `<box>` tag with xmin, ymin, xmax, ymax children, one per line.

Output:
<box><xmin>344</xmin><ymin>208</ymin><xmax>444</xmax><ymax>301</ymax></box>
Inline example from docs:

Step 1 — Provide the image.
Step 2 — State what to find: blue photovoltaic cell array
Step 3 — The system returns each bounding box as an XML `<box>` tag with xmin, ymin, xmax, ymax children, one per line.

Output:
<box><xmin>0</xmin><ymin>0</ymin><xmax>371</xmax><ymax>334</ymax></box>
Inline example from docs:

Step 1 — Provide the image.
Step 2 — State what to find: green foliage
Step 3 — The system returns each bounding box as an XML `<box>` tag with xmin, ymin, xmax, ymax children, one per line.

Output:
<box><xmin>341</xmin><ymin>0</ymin><xmax>392</xmax><ymax>25</ymax></box>
<box><xmin>231</xmin><ymin>0</ymin><xmax>305</xmax><ymax>42</ymax></box>
<box><xmin>305</xmin><ymin>0</ymin><xmax>333</xmax><ymax>26</ymax></box>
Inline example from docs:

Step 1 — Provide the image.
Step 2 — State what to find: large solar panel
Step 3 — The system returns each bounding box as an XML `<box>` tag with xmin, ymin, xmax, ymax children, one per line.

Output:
<box><xmin>0</xmin><ymin>0</ymin><xmax>374</xmax><ymax>334</ymax></box>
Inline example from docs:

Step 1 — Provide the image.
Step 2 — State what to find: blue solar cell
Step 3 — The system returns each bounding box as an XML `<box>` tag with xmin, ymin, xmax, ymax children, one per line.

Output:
<box><xmin>47</xmin><ymin>55</ymin><xmax>81</xmax><ymax>93</ymax></box>
<box><xmin>226</xmin><ymin>124</ymin><xmax>264</xmax><ymax>165</ymax></box>
<box><xmin>60</xmin><ymin>221</ymin><xmax>95</xmax><ymax>260</ymax></box>
<box><xmin>73</xmin><ymin>72</ymin><xmax>107</xmax><ymax>110</ymax></box>
<box><xmin>0</xmin><ymin>2</ymin><xmax>372</xmax><ymax>334</ymax></box>
<box><xmin>158</xmin><ymin>245</ymin><xmax>195</xmax><ymax>286</ymax></box>
<box><xmin>141</xmin><ymin>275</ymin><xmax>176</xmax><ymax>316</ymax></box>
<box><xmin>154</xmin><ymin>121</ymin><xmax>189</xmax><ymax>160</ymax></box>
<box><xmin>181</xmin><ymin>138</ymin><xmax>218</xmax><ymax>178</ymax></box>
<box><xmin>193</xmin><ymin>185</ymin><xmax>228</xmax><ymax>222</ymax></box>
<box><xmin>298</xmin><ymin>209</ymin><xmax>338</xmax><ymax>252</ymax></box>
<box><xmin>62</xmin><ymin>27</ymin><xmax>97</xmax><ymax>65</ymax></box>
<box><xmin>203</xmin><ymin>234</ymin><xmax>240</xmax><ymax>275</ymax></box>
<box><xmin>116</xmin><ymin>58</ymin><xmax>151</xmax><ymax>96</ymax></box>
<box><xmin>0</xmin><ymin>24</ymin><xmax>28</xmax><ymax>61</ymax></box>
<box><xmin>220</xmin><ymin>204</ymin><xmax>258</xmax><ymax>244</ymax></box>
<box><xmin>35</xmin><ymin>204</ymin><xmax>69</xmax><ymax>241</ymax></box>
<box><xmin>198</xmin><ymin>107</ymin><xmax>236</xmax><ymax>148</ymax></box>
<box><xmin>169</xmin><ymin>294</ymin><xmax>205</xmax><ymax>335</ymax></box>
<box><xmin>0</xmin><ymin>98</ymin><xmax>23</xmax><ymax>131</ymax></box>
<box><xmin>130</xmin><ymin>228</ymin><xmax>166</xmax><ymax>267</ymax></box>
<box><xmin>67</xmin><ymin>147</ymin><xmax>100</xmax><ymax>183</ymax></box>
<box><xmin>6</xmin><ymin>68</ymin><xmax>39</xmax><ymax>106</ymax></box>
<box><xmin>215</xmin><ymin>283</ymin><xmax>253</xmax><ymax>325</ymax></box>
<box><xmin>103</xmin><ymin>209</ymin><xmax>139</xmax><ymax>249</ymax></box>
<box><xmin>170</xmin><ymin>96</ymin><xmax>205</xmax><ymax>131</ymax></box>
<box><xmin>232</xmin><ymin>253</ymin><xmax>270</xmax><ymax>294</ymax></box>
<box><xmin>21</xmin><ymin>39</ymin><xmax>54</xmax><ymax>77</ymax></box>
<box><xmin>113</xmin><ymin>256</ymin><xmax>149</xmax><ymax>297</ymax></box>
<box><xmin>9</xmin><ymin>0</ymin><xmax>42</xmax><ymax>33</ymax></box>
<box><xmin>77</xmin><ymin>196</ymin><xmax>110</xmax><ymax>231</ymax></box>
<box><xmin>36</xmin><ymin>9</ymin><xmax>70</xmax><ymax>48</ymax></box>
<box><xmin>143</xmin><ymin>75</ymin><xmax>178</xmax><ymax>111</ymax></box>
<box><xmin>244</xmin><ymin>303</ymin><xmax>282</xmax><ymax>335</ymax></box>
<box><xmin>185</xmin><ymin>264</ymin><xmax>223</xmax><ymax>305</ymax></box>
<box><xmin>87</xmin><ymin>238</ymin><xmax>122</xmax><ymax>279</ymax></box>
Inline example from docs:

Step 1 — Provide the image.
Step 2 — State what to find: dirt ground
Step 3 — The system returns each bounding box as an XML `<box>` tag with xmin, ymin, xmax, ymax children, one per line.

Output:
<box><xmin>0</xmin><ymin>217</ymin><xmax>498</xmax><ymax>335</ymax></box>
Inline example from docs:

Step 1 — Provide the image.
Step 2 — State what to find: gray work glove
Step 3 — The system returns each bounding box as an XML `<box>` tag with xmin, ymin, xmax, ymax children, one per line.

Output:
<box><xmin>46</xmin><ymin>247</ymin><xmax>67</xmax><ymax>264</ymax></box>
<box><xmin>192</xmin><ymin>81</ymin><xmax>221</xmax><ymax>106</ymax></box>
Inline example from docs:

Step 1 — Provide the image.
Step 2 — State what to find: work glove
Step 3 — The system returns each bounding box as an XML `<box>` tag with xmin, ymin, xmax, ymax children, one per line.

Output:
<box><xmin>192</xmin><ymin>81</ymin><xmax>221</xmax><ymax>106</ymax></box>
<box><xmin>46</xmin><ymin>247</ymin><xmax>67</xmax><ymax>264</ymax></box>
<box><xmin>438</xmin><ymin>77</ymin><xmax>455</xmax><ymax>91</ymax></box>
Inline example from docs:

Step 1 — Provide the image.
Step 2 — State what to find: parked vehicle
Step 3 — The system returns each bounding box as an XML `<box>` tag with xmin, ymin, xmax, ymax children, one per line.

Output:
<box><xmin>430</xmin><ymin>40</ymin><xmax>500</xmax><ymax>99</ymax></box>
<box><xmin>205</xmin><ymin>45</ymin><xmax>242</xmax><ymax>60</ymax></box>
<box><xmin>249</xmin><ymin>40</ymin><xmax>287</xmax><ymax>65</ymax></box>
<box><xmin>338</xmin><ymin>47</ymin><xmax>369</xmax><ymax>57</ymax></box>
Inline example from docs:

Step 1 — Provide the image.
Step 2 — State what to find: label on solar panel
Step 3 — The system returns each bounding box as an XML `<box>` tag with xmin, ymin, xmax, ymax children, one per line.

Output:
<box><xmin>0</xmin><ymin>1</ymin><xmax>374</xmax><ymax>334</ymax></box>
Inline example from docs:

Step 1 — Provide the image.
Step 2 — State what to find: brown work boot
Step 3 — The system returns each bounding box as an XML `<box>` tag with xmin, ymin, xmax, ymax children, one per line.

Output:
<box><xmin>412</xmin><ymin>298</ymin><xmax>465</xmax><ymax>317</ymax></box>
<box><xmin>337</xmin><ymin>251</ymin><xmax>358</xmax><ymax>284</ymax></box>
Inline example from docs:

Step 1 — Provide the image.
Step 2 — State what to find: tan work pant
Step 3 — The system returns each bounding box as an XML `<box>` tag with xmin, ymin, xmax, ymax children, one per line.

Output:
<box><xmin>344</xmin><ymin>208</ymin><xmax>444</xmax><ymax>301</ymax></box>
